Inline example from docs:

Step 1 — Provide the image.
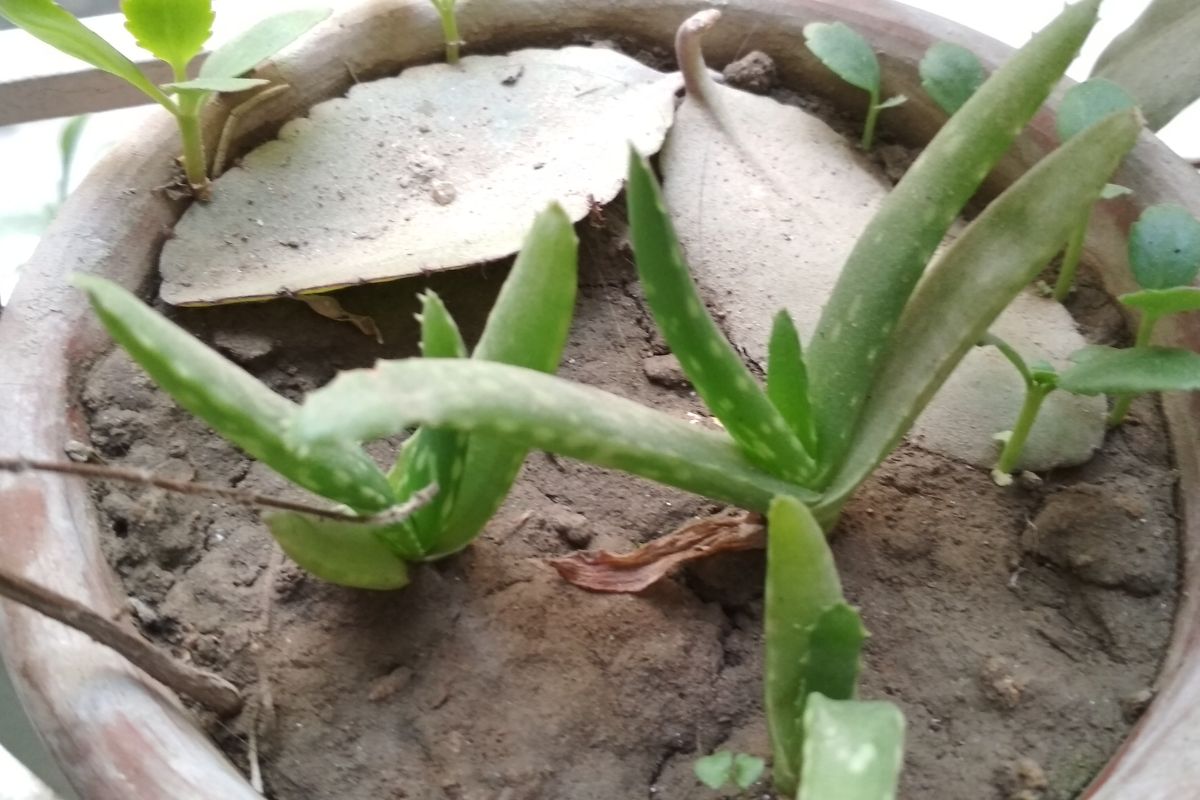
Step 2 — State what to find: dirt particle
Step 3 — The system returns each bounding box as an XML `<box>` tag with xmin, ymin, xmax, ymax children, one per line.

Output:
<box><xmin>722</xmin><ymin>51</ymin><xmax>777</xmax><ymax>94</ymax></box>
<box><xmin>368</xmin><ymin>667</ymin><xmax>414</xmax><ymax>702</ymax></box>
<box><xmin>981</xmin><ymin>656</ymin><xmax>1027</xmax><ymax>710</ymax></box>
<box><xmin>212</xmin><ymin>329</ymin><xmax>276</xmax><ymax>364</ymax></box>
<box><xmin>642</xmin><ymin>353</ymin><xmax>690</xmax><ymax>389</ymax></box>
<box><xmin>1120</xmin><ymin>687</ymin><xmax>1154</xmax><ymax>722</ymax></box>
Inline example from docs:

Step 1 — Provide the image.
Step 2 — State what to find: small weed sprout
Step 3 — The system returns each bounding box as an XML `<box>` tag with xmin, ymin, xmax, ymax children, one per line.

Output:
<box><xmin>428</xmin><ymin>0</ymin><xmax>462</xmax><ymax>64</ymax></box>
<box><xmin>1051</xmin><ymin>78</ymin><xmax>1138</xmax><ymax>301</ymax></box>
<box><xmin>0</xmin><ymin>0</ymin><xmax>329</xmax><ymax>198</ymax></box>
<box><xmin>693</xmin><ymin>751</ymin><xmax>765</xmax><ymax>792</ymax></box>
<box><xmin>919</xmin><ymin>41</ymin><xmax>987</xmax><ymax>115</ymax></box>
<box><xmin>803</xmin><ymin>21</ymin><xmax>906</xmax><ymax>150</ymax></box>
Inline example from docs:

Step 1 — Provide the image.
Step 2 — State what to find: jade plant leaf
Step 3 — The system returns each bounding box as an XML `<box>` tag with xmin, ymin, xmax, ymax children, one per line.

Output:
<box><xmin>160</xmin><ymin>47</ymin><xmax>679</xmax><ymax>305</ymax></box>
<box><xmin>0</xmin><ymin>0</ymin><xmax>170</xmax><ymax>104</ymax></box>
<box><xmin>121</xmin><ymin>0</ymin><xmax>214</xmax><ymax>74</ymax></box>
<box><xmin>199</xmin><ymin>8</ymin><xmax>329</xmax><ymax>79</ymax></box>
<box><xmin>919</xmin><ymin>41</ymin><xmax>986</xmax><ymax>115</ymax></box>
<box><xmin>1127</xmin><ymin>204</ymin><xmax>1200</xmax><ymax>290</ymax></box>
<box><xmin>824</xmin><ymin>109</ymin><xmax>1140</xmax><ymax>512</ymax></box>
<box><xmin>1120</xmin><ymin>286</ymin><xmax>1200</xmax><ymax>317</ymax></box>
<box><xmin>75</xmin><ymin>274</ymin><xmax>398</xmax><ymax>513</ymax></box>
<box><xmin>806</xmin><ymin>0</ymin><xmax>1103</xmax><ymax>483</ymax></box>
<box><xmin>798</xmin><ymin>694</ymin><xmax>906</xmax><ymax>800</ymax></box>
<box><xmin>1056</xmin><ymin>78</ymin><xmax>1137</xmax><ymax>141</ymax></box>
<box><xmin>626</xmin><ymin>151</ymin><xmax>816</xmax><ymax>484</ymax></box>
<box><xmin>293</xmin><ymin>359</ymin><xmax>819</xmax><ymax>514</ymax></box>
<box><xmin>1057</xmin><ymin>345</ymin><xmax>1200</xmax><ymax>395</ymax></box>
<box><xmin>265</xmin><ymin>512</ymin><xmax>412</xmax><ymax>590</ymax></box>
<box><xmin>803</xmin><ymin>22</ymin><xmax>880</xmax><ymax>95</ymax></box>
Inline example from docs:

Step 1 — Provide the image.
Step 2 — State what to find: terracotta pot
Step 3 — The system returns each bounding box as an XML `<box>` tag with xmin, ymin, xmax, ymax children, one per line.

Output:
<box><xmin>2</xmin><ymin>1</ymin><xmax>1197</xmax><ymax>797</ymax></box>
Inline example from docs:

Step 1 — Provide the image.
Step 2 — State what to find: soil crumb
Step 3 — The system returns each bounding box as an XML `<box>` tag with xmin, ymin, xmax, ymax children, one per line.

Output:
<box><xmin>84</xmin><ymin>215</ymin><xmax>1177</xmax><ymax>799</ymax></box>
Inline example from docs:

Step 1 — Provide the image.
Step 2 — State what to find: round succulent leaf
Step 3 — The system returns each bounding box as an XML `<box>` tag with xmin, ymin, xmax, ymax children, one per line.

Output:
<box><xmin>731</xmin><ymin>753</ymin><xmax>766</xmax><ymax>790</ymax></box>
<box><xmin>1056</xmin><ymin>77</ymin><xmax>1137</xmax><ymax>141</ymax></box>
<box><xmin>693</xmin><ymin>752</ymin><xmax>734</xmax><ymax>790</ymax></box>
<box><xmin>920</xmin><ymin>41</ymin><xmax>987</xmax><ymax>114</ymax></box>
<box><xmin>121</xmin><ymin>0</ymin><xmax>214</xmax><ymax>73</ymax></box>
<box><xmin>803</xmin><ymin>21</ymin><xmax>881</xmax><ymax>95</ymax></box>
<box><xmin>1128</xmin><ymin>203</ymin><xmax>1200</xmax><ymax>289</ymax></box>
<box><xmin>1120</xmin><ymin>286</ymin><xmax>1200</xmax><ymax>316</ymax></box>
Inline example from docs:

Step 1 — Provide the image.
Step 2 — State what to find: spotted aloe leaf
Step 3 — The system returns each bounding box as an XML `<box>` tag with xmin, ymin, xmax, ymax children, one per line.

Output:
<box><xmin>798</xmin><ymin>694</ymin><xmax>906</xmax><ymax>800</ymax></box>
<box><xmin>294</xmin><ymin>359</ymin><xmax>820</xmax><ymax>514</ymax></box>
<box><xmin>805</xmin><ymin>0</ymin><xmax>1103</xmax><ymax>484</ymax></box>
<box><xmin>767</xmin><ymin>310</ymin><xmax>819</xmax><ymax>458</ymax></box>
<box><xmin>823</xmin><ymin>109</ymin><xmax>1141</xmax><ymax>514</ymax></box>
<box><xmin>626</xmin><ymin>150</ymin><xmax>817</xmax><ymax>485</ymax></box>
<box><xmin>75</xmin><ymin>274</ymin><xmax>397</xmax><ymax>513</ymax></box>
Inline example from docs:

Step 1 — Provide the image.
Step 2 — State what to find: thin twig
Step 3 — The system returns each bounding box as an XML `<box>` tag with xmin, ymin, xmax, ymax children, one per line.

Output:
<box><xmin>0</xmin><ymin>457</ymin><xmax>436</xmax><ymax>526</ymax></box>
<box><xmin>0</xmin><ymin>566</ymin><xmax>243</xmax><ymax>717</ymax></box>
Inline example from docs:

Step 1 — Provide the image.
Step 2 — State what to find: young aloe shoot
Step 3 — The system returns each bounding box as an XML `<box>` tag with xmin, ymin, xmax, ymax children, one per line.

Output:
<box><xmin>984</xmin><ymin>333</ymin><xmax>1200</xmax><ymax>485</ymax></box>
<box><xmin>919</xmin><ymin>41</ymin><xmax>987</xmax><ymax>115</ymax></box>
<box><xmin>803</xmin><ymin>21</ymin><xmax>906</xmax><ymax>150</ymax></box>
<box><xmin>693</xmin><ymin>751</ymin><xmax>765</xmax><ymax>793</ymax></box>
<box><xmin>765</xmin><ymin>496</ymin><xmax>904</xmax><ymax>798</ymax></box>
<box><xmin>0</xmin><ymin>0</ymin><xmax>328</xmax><ymax>198</ymax></box>
<box><xmin>427</xmin><ymin>0</ymin><xmax>462</xmax><ymax>64</ymax></box>
<box><xmin>75</xmin><ymin>203</ymin><xmax>577</xmax><ymax>589</ymax></box>
<box><xmin>1051</xmin><ymin>78</ymin><xmax>1138</xmax><ymax>301</ymax></box>
<box><xmin>1107</xmin><ymin>203</ymin><xmax>1200</xmax><ymax>424</ymax></box>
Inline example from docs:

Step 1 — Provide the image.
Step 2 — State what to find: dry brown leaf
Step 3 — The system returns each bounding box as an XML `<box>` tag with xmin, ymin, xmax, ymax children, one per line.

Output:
<box><xmin>298</xmin><ymin>295</ymin><xmax>382</xmax><ymax>342</ymax></box>
<box><xmin>550</xmin><ymin>510</ymin><xmax>765</xmax><ymax>594</ymax></box>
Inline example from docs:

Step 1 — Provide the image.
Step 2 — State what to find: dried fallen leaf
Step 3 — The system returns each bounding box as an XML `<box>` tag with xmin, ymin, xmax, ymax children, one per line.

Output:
<box><xmin>298</xmin><ymin>295</ymin><xmax>382</xmax><ymax>343</ymax></box>
<box><xmin>161</xmin><ymin>47</ymin><xmax>679</xmax><ymax>305</ymax></box>
<box><xmin>550</xmin><ymin>509</ymin><xmax>765</xmax><ymax>594</ymax></box>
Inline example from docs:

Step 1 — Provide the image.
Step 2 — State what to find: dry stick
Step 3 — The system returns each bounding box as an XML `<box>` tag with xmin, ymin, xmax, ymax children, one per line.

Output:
<box><xmin>0</xmin><ymin>565</ymin><xmax>244</xmax><ymax>717</ymax></box>
<box><xmin>0</xmin><ymin>457</ymin><xmax>437</xmax><ymax>526</ymax></box>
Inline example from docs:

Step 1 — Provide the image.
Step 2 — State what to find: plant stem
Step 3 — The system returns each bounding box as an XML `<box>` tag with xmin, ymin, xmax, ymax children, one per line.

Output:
<box><xmin>862</xmin><ymin>88</ymin><xmax>881</xmax><ymax>150</ymax></box>
<box><xmin>1107</xmin><ymin>311</ymin><xmax>1159</xmax><ymax>426</ymax></box>
<box><xmin>993</xmin><ymin>382</ymin><xmax>1053</xmax><ymax>484</ymax></box>
<box><xmin>1053</xmin><ymin>207</ymin><xmax>1091</xmax><ymax>302</ymax></box>
<box><xmin>0</xmin><ymin>457</ymin><xmax>435</xmax><ymax>526</ymax></box>
<box><xmin>0</xmin><ymin>564</ymin><xmax>243</xmax><ymax>716</ymax></box>
<box><xmin>435</xmin><ymin>1</ymin><xmax>462</xmax><ymax>64</ymax></box>
<box><xmin>174</xmin><ymin>92</ymin><xmax>210</xmax><ymax>199</ymax></box>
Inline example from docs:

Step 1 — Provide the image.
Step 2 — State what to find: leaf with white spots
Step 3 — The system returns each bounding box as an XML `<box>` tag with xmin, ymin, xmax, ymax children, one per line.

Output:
<box><xmin>75</xmin><ymin>274</ymin><xmax>397</xmax><ymax>513</ymax></box>
<box><xmin>294</xmin><ymin>359</ymin><xmax>819</xmax><ymax>514</ymax></box>
<box><xmin>799</xmin><ymin>694</ymin><xmax>905</xmax><ymax>800</ymax></box>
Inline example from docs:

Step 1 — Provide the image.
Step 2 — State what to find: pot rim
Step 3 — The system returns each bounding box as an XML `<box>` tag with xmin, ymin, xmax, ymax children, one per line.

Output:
<box><xmin>1</xmin><ymin>1</ymin><xmax>1198</xmax><ymax>797</ymax></box>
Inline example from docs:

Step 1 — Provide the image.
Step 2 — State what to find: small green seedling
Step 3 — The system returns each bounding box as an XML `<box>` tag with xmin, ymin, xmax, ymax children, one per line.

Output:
<box><xmin>427</xmin><ymin>0</ymin><xmax>462</xmax><ymax>64</ymax></box>
<box><xmin>803</xmin><ymin>21</ymin><xmax>906</xmax><ymax>150</ymax></box>
<box><xmin>0</xmin><ymin>0</ymin><xmax>328</xmax><ymax>197</ymax></box>
<box><xmin>77</xmin><ymin>203</ymin><xmax>577</xmax><ymax>589</ymax></box>
<box><xmin>1051</xmin><ymin>78</ymin><xmax>1138</xmax><ymax>301</ymax></box>
<box><xmin>0</xmin><ymin>115</ymin><xmax>87</xmax><ymax>238</ymax></box>
<box><xmin>985</xmin><ymin>334</ymin><xmax>1200</xmax><ymax>484</ymax></box>
<box><xmin>919</xmin><ymin>41</ymin><xmax>987</xmax><ymax>115</ymax></box>
<box><xmin>765</xmin><ymin>496</ymin><xmax>904</xmax><ymax>798</ymax></box>
<box><xmin>693</xmin><ymin>751</ymin><xmax>765</xmax><ymax>792</ymax></box>
<box><xmin>1107</xmin><ymin>203</ymin><xmax>1200</xmax><ymax>424</ymax></box>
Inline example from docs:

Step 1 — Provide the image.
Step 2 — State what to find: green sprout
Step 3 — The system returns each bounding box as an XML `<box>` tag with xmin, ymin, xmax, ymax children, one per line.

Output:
<box><xmin>693</xmin><ymin>751</ymin><xmax>766</xmax><ymax>792</ymax></box>
<box><xmin>803</xmin><ymin>21</ymin><xmax>906</xmax><ymax>150</ymax></box>
<box><xmin>1107</xmin><ymin>203</ymin><xmax>1200</xmax><ymax>425</ymax></box>
<box><xmin>919</xmin><ymin>41</ymin><xmax>987</xmax><ymax>115</ymax></box>
<box><xmin>428</xmin><ymin>0</ymin><xmax>462</xmax><ymax>64</ymax></box>
<box><xmin>76</xmin><ymin>204</ymin><xmax>577</xmax><ymax>589</ymax></box>
<box><xmin>1050</xmin><ymin>78</ymin><xmax>1138</xmax><ymax>301</ymax></box>
<box><xmin>0</xmin><ymin>0</ymin><xmax>329</xmax><ymax>198</ymax></box>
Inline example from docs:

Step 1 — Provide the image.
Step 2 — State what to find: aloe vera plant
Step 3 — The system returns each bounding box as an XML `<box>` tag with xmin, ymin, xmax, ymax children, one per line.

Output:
<box><xmin>77</xmin><ymin>203</ymin><xmax>577</xmax><ymax>588</ymax></box>
<box><xmin>0</xmin><ymin>0</ymin><xmax>328</xmax><ymax>197</ymax></box>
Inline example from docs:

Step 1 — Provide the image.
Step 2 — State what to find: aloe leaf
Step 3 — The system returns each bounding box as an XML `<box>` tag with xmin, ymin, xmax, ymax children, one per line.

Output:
<box><xmin>121</xmin><ymin>0</ymin><xmax>213</xmax><ymax>75</ymax></box>
<box><xmin>294</xmin><ymin>359</ymin><xmax>819</xmax><ymax>514</ymax></box>
<box><xmin>199</xmin><ymin>8</ymin><xmax>329</xmax><ymax>79</ymax></box>
<box><xmin>1058</xmin><ymin>345</ymin><xmax>1200</xmax><ymax>395</ymax></box>
<box><xmin>824</xmin><ymin>109</ymin><xmax>1140</xmax><ymax>514</ymax></box>
<box><xmin>0</xmin><ymin>0</ymin><xmax>172</xmax><ymax>106</ymax></box>
<box><xmin>694</xmin><ymin>752</ymin><xmax>734</xmax><ymax>790</ymax></box>
<box><xmin>75</xmin><ymin>275</ymin><xmax>397</xmax><ymax>513</ymax></box>
<box><xmin>626</xmin><ymin>151</ymin><xmax>816</xmax><ymax>484</ymax></box>
<box><xmin>803</xmin><ymin>604</ymin><xmax>867</xmax><ymax>704</ymax></box>
<box><xmin>420</xmin><ymin>204</ymin><xmax>579</xmax><ymax>557</ymax></box>
<box><xmin>264</xmin><ymin>512</ymin><xmax>411</xmax><ymax>590</ymax></box>
<box><xmin>1120</xmin><ymin>286</ymin><xmax>1200</xmax><ymax>317</ymax></box>
<box><xmin>920</xmin><ymin>41</ymin><xmax>986</xmax><ymax>115</ymax></box>
<box><xmin>1128</xmin><ymin>204</ymin><xmax>1200</xmax><ymax>290</ymax></box>
<box><xmin>1056</xmin><ymin>78</ymin><xmax>1137</xmax><ymax>141</ymax></box>
<box><xmin>767</xmin><ymin>310</ymin><xmax>819</xmax><ymax>457</ymax></box>
<box><xmin>163</xmin><ymin>77</ymin><xmax>268</xmax><ymax>93</ymax></box>
<box><xmin>805</xmin><ymin>0</ymin><xmax>1103</xmax><ymax>482</ymax></box>
<box><xmin>765</xmin><ymin>496</ymin><xmax>845</xmax><ymax>793</ymax></box>
<box><xmin>798</xmin><ymin>694</ymin><xmax>906</xmax><ymax>800</ymax></box>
